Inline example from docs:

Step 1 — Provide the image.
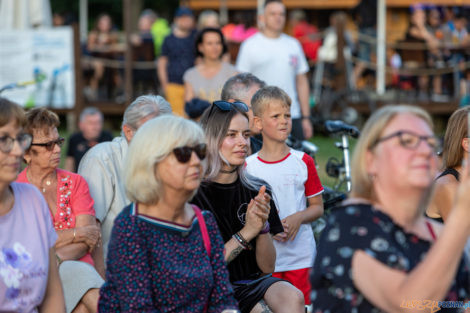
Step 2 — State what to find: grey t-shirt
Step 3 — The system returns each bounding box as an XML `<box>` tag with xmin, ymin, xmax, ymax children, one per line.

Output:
<box><xmin>183</xmin><ymin>62</ymin><xmax>237</xmax><ymax>103</ymax></box>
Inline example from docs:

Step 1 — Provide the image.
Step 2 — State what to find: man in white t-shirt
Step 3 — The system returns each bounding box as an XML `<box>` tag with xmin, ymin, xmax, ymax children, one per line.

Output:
<box><xmin>236</xmin><ymin>0</ymin><xmax>312</xmax><ymax>140</ymax></box>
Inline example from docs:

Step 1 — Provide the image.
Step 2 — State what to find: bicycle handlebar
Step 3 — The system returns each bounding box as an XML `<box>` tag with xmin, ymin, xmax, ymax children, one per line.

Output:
<box><xmin>325</xmin><ymin>120</ymin><xmax>360</xmax><ymax>138</ymax></box>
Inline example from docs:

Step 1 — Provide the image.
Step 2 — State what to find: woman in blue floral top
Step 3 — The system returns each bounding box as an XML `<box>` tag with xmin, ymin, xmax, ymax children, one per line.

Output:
<box><xmin>311</xmin><ymin>105</ymin><xmax>470</xmax><ymax>312</ymax></box>
<box><xmin>99</xmin><ymin>115</ymin><xmax>237</xmax><ymax>312</ymax></box>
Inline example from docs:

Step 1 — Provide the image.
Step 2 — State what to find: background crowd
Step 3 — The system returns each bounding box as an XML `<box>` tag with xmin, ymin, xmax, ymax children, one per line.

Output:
<box><xmin>49</xmin><ymin>0</ymin><xmax>470</xmax><ymax>105</ymax></box>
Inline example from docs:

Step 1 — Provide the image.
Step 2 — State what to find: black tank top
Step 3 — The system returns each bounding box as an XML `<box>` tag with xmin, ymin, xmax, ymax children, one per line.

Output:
<box><xmin>425</xmin><ymin>168</ymin><xmax>460</xmax><ymax>223</ymax></box>
<box><xmin>437</xmin><ymin>168</ymin><xmax>460</xmax><ymax>181</ymax></box>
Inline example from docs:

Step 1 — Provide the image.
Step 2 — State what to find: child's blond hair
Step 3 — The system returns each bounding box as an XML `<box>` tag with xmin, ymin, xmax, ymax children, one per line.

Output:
<box><xmin>251</xmin><ymin>86</ymin><xmax>291</xmax><ymax>117</ymax></box>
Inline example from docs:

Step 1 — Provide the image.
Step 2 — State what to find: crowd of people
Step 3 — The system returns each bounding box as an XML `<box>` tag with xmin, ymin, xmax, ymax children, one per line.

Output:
<box><xmin>3</xmin><ymin>0</ymin><xmax>470</xmax><ymax>312</ymax></box>
<box><xmin>72</xmin><ymin>1</ymin><xmax>470</xmax><ymax>104</ymax></box>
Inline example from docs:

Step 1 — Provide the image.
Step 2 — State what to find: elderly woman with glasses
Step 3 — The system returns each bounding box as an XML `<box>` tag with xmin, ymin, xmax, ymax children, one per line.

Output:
<box><xmin>311</xmin><ymin>105</ymin><xmax>470</xmax><ymax>312</ymax></box>
<box><xmin>191</xmin><ymin>100</ymin><xmax>305</xmax><ymax>313</ymax></box>
<box><xmin>0</xmin><ymin>98</ymin><xmax>65</xmax><ymax>312</ymax></box>
<box><xmin>16</xmin><ymin>108</ymin><xmax>103</xmax><ymax>313</ymax></box>
<box><xmin>99</xmin><ymin>115</ymin><xmax>237</xmax><ymax>311</ymax></box>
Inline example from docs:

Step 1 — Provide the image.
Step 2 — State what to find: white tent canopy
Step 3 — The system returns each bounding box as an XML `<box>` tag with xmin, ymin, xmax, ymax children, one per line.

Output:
<box><xmin>0</xmin><ymin>0</ymin><xmax>52</xmax><ymax>29</ymax></box>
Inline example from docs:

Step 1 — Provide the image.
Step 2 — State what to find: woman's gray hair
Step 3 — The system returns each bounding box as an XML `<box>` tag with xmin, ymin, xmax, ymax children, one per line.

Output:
<box><xmin>121</xmin><ymin>95</ymin><xmax>172</xmax><ymax>132</ymax></box>
<box><xmin>124</xmin><ymin>115</ymin><xmax>205</xmax><ymax>205</ymax></box>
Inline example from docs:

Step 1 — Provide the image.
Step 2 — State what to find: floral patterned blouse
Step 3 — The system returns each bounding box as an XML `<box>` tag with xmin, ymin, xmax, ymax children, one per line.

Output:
<box><xmin>17</xmin><ymin>168</ymin><xmax>96</xmax><ymax>265</ymax></box>
<box><xmin>311</xmin><ymin>203</ymin><xmax>470</xmax><ymax>313</ymax></box>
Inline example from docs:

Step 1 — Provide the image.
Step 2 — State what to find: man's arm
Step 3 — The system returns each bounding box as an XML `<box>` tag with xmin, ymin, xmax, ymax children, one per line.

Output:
<box><xmin>64</xmin><ymin>156</ymin><xmax>75</xmax><ymax>173</ymax></box>
<box><xmin>78</xmin><ymin>151</ymin><xmax>114</xmax><ymax>223</ymax></box>
<box><xmin>157</xmin><ymin>56</ymin><xmax>169</xmax><ymax>94</ymax></box>
<box><xmin>296</xmin><ymin>73</ymin><xmax>313</xmax><ymax>139</ymax></box>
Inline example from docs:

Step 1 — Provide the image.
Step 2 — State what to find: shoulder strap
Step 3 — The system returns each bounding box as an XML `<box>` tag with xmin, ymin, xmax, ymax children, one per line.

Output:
<box><xmin>193</xmin><ymin>205</ymin><xmax>211</xmax><ymax>258</ymax></box>
<box><xmin>425</xmin><ymin>221</ymin><xmax>437</xmax><ymax>241</ymax></box>
<box><xmin>437</xmin><ymin>168</ymin><xmax>460</xmax><ymax>181</ymax></box>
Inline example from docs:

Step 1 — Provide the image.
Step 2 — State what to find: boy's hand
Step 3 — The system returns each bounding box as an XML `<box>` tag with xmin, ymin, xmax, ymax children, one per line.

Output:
<box><xmin>273</xmin><ymin>220</ymin><xmax>289</xmax><ymax>242</ymax></box>
<box><xmin>282</xmin><ymin>212</ymin><xmax>304</xmax><ymax>241</ymax></box>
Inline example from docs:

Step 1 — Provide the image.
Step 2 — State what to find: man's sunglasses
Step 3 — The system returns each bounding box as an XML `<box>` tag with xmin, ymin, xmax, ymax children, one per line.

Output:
<box><xmin>173</xmin><ymin>143</ymin><xmax>207</xmax><ymax>163</ymax></box>
<box><xmin>30</xmin><ymin>137</ymin><xmax>65</xmax><ymax>151</ymax></box>
<box><xmin>208</xmin><ymin>100</ymin><xmax>249</xmax><ymax>116</ymax></box>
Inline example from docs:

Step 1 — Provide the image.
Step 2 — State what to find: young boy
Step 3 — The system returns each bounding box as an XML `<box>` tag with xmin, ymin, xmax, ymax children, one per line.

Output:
<box><xmin>245</xmin><ymin>86</ymin><xmax>324</xmax><ymax>304</ymax></box>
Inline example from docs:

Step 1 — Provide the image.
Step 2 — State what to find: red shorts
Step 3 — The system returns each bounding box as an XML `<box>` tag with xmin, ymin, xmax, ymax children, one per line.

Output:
<box><xmin>272</xmin><ymin>268</ymin><xmax>311</xmax><ymax>305</ymax></box>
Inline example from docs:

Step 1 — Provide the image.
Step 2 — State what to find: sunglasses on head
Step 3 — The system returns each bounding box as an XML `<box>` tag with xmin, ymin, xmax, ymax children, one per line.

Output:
<box><xmin>173</xmin><ymin>143</ymin><xmax>207</xmax><ymax>163</ymax></box>
<box><xmin>208</xmin><ymin>100</ymin><xmax>249</xmax><ymax>117</ymax></box>
<box><xmin>30</xmin><ymin>137</ymin><xmax>65</xmax><ymax>151</ymax></box>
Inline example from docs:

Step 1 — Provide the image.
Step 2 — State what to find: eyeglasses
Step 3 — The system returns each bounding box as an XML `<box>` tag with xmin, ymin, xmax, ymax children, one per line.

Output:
<box><xmin>30</xmin><ymin>137</ymin><xmax>65</xmax><ymax>151</ymax></box>
<box><xmin>0</xmin><ymin>133</ymin><xmax>33</xmax><ymax>153</ymax></box>
<box><xmin>173</xmin><ymin>143</ymin><xmax>207</xmax><ymax>163</ymax></box>
<box><xmin>372</xmin><ymin>130</ymin><xmax>441</xmax><ymax>153</ymax></box>
<box><xmin>208</xmin><ymin>100</ymin><xmax>249</xmax><ymax>117</ymax></box>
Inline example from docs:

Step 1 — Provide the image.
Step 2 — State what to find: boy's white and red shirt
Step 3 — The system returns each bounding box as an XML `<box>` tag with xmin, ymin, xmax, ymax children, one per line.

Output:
<box><xmin>245</xmin><ymin>148</ymin><xmax>323</xmax><ymax>272</ymax></box>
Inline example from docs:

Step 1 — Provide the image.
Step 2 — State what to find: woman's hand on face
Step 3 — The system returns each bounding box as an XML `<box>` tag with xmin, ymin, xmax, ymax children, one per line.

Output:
<box><xmin>76</xmin><ymin>225</ymin><xmax>101</xmax><ymax>252</ymax></box>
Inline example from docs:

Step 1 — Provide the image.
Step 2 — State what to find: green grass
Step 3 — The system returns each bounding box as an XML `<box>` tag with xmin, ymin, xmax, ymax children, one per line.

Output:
<box><xmin>310</xmin><ymin>134</ymin><xmax>357</xmax><ymax>190</ymax></box>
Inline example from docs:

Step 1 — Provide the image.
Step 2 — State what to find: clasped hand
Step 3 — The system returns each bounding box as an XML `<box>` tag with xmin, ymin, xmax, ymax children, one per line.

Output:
<box><xmin>244</xmin><ymin>186</ymin><xmax>271</xmax><ymax>237</ymax></box>
<box><xmin>76</xmin><ymin>224</ymin><xmax>101</xmax><ymax>252</ymax></box>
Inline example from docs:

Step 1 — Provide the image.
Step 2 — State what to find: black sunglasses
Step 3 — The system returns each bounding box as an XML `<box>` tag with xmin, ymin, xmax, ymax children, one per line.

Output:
<box><xmin>31</xmin><ymin>137</ymin><xmax>65</xmax><ymax>151</ymax></box>
<box><xmin>208</xmin><ymin>100</ymin><xmax>249</xmax><ymax>117</ymax></box>
<box><xmin>173</xmin><ymin>143</ymin><xmax>207</xmax><ymax>163</ymax></box>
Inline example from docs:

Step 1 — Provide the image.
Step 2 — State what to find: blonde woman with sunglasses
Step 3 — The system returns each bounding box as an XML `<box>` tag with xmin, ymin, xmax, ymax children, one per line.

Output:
<box><xmin>16</xmin><ymin>108</ymin><xmax>104</xmax><ymax>313</ymax></box>
<box><xmin>99</xmin><ymin>115</ymin><xmax>237</xmax><ymax>312</ymax></box>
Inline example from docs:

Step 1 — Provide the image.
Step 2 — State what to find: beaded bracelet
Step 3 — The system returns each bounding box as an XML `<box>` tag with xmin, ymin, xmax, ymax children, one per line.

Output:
<box><xmin>259</xmin><ymin>222</ymin><xmax>270</xmax><ymax>235</ymax></box>
<box><xmin>232</xmin><ymin>234</ymin><xmax>246</xmax><ymax>250</ymax></box>
<box><xmin>234</xmin><ymin>232</ymin><xmax>253</xmax><ymax>250</ymax></box>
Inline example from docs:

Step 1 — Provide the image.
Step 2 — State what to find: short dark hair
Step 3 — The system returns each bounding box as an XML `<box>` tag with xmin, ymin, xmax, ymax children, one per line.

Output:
<box><xmin>195</xmin><ymin>27</ymin><xmax>228</xmax><ymax>58</ymax></box>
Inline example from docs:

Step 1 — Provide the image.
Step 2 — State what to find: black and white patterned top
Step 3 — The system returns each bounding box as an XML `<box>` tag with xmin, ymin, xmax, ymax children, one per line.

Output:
<box><xmin>310</xmin><ymin>203</ymin><xmax>470</xmax><ymax>313</ymax></box>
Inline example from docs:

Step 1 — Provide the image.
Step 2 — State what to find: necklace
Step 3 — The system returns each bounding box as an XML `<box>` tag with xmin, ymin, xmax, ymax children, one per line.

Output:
<box><xmin>220</xmin><ymin>167</ymin><xmax>238</xmax><ymax>174</ymax></box>
<box><xmin>42</xmin><ymin>180</ymin><xmax>51</xmax><ymax>193</ymax></box>
<box><xmin>26</xmin><ymin>169</ymin><xmax>54</xmax><ymax>193</ymax></box>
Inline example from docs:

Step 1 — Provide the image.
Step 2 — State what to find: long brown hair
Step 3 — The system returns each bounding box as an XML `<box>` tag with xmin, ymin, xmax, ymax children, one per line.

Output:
<box><xmin>442</xmin><ymin>106</ymin><xmax>470</xmax><ymax>169</ymax></box>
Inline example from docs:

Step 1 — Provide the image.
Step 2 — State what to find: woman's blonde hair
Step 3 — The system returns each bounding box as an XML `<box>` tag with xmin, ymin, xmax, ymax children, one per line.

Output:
<box><xmin>124</xmin><ymin>115</ymin><xmax>205</xmax><ymax>204</ymax></box>
<box><xmin>351</xmin><ymin>105</ymin><xmax>433</xmax><ymax>200</ymax></box>
<box><xmin>441</xmin><ymin>106</ymin><xmax>470</xmax><ymax>169</ymax></box>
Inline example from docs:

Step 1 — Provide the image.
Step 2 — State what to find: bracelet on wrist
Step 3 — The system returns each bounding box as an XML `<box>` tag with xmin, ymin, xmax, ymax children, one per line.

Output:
<box><xmin>232</xmin><ymin>234</ymin><xmax>247</xmax><ymax>250</ymax></box>
<box><xmin>302</xmin><ymin>116</ymin><xmax>311</xmax><ymax>120</ymax></box>
<box><xmin>235</xmin><ymin>232</ymin><xmax>253</xmax><ymax>250</ymax></box>
<box><xmin>56</xmin><ymin>253</ymin><xmax>63</xmax><ymax>266</ymax></box>
<box><xmin>259</xmin><ymin>222</ymin><xmax>270</xmax><ymax>235</ymax></box>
